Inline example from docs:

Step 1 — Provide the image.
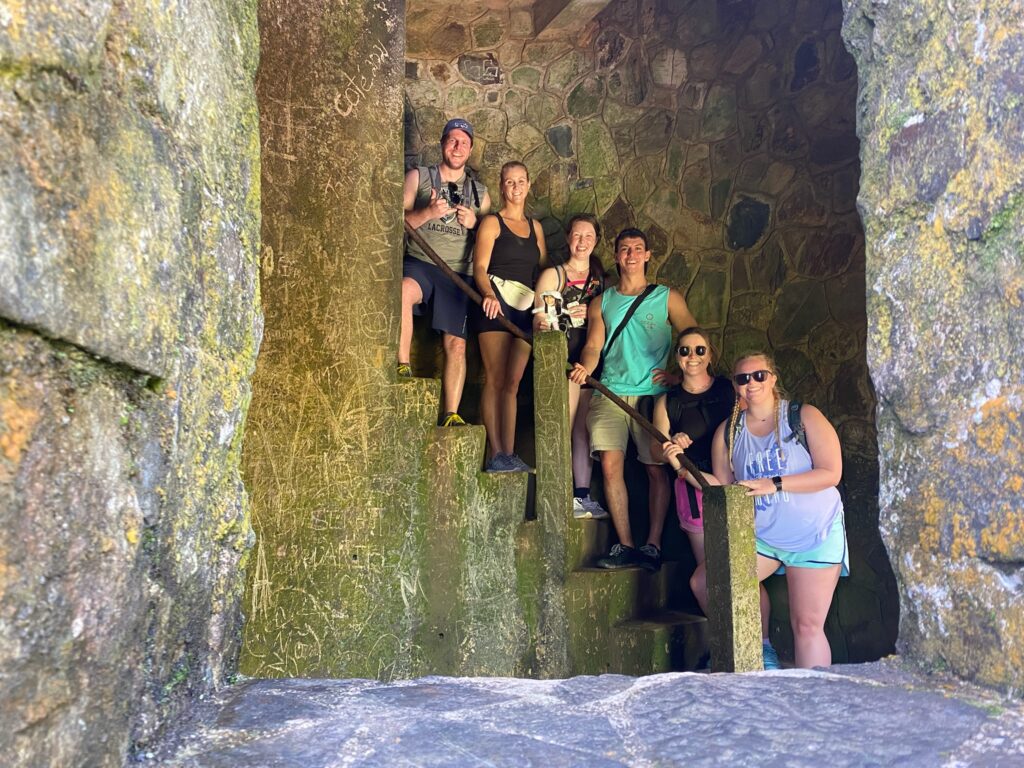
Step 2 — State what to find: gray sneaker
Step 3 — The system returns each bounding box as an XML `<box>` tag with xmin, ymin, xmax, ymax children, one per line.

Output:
<box><xmin>573</xmin><ymin>496</ymin><xmax>610</xmax><ymax>520</ymax></box>
<box><xmin>596</xmin><ymin>543</ymin><xmax>640</xmax><ymax>569</ymax></box>
<box><xmin>506</xmin><ymin>453</ymin><xmax>532</xmax><ymax>472</ymax></box>
<box><xmin>580</xmin><ymin>496</ymin><xmax>609</xmax><ymax>519</ymax></box>
<box><xmin>486</xmin><ymin>454</ymin><xmax>515</xmax><ymax>473</ymax></box>
<box><xmin>637</xmin><ymin>543</ymin><xmax>662</xmax><ymax>573</ymax></box>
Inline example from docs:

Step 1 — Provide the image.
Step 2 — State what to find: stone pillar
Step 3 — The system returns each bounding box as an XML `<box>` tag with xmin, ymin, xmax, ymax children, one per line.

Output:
<box><xmin>703</xmin><ymin>485</ymin><xmax>762</xmax><ymax>672</ymax></box>
<box><xmin>241</xmin><ymin>0</ymin><xmax>421</xmax><ymax>677</ymax></box>
<box><xmin>843</xmin><ymin>1</ymin><xmax>1024</xmax><ymax>690</ymax></box>
<box><xmin>529</xmin><ymin>330</ymin><xmax>572</xmax><ymax>676</ymax></box>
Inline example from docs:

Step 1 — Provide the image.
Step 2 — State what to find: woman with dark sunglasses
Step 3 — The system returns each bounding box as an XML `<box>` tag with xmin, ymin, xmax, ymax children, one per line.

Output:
<box><xmin>707</xmin><ymin>351</ymin><xmax>848</xmax><ymax>670</ymax></box>
<box><xmin>652</xmin><ymin>328</ymin><xmax>733</xmax><ymax>589</ymax></box>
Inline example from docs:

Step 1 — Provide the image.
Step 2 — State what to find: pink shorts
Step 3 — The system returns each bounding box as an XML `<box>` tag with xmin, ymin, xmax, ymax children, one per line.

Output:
<box><xmin>674</xmin><ymin>477</ymin><xmax>704</xmax><ymax>534</ymax></box>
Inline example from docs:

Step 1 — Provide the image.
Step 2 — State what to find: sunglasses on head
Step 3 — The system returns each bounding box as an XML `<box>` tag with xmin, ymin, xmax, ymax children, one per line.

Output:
<box><xmin>733</xmin><ymin>370</ymin><xmax>771</xmax><ymax>385</ymax></box>
<box><xmin>677</xmin><ymin>345</ymin><xmax>707</xmax><ymax>357</ymax></box>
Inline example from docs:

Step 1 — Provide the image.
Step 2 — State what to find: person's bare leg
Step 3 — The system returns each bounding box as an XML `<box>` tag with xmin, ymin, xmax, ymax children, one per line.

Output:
<box><xmin>478</xmin><ymin>332</ymin><xmax>510</xmax><ymax>458</ymax></box>
<box><xmin>761</xmin><ymin>584</ymin><xmax>771</xmax><ymax>639</ymax></box>
<box><xmin>500</xmin><ymin>337</ymin><xmax>531</xmax><ymax>455</ymax></box>
<box><xmin>571</xmin><ymin>387</ymin><xmax>592</xmax><ymax>489</ymax></box>
<box><xmin>757</xmin><ymin>555</ymin><xmax>783</xmax><ymax>645</ymax></box>
<box><xmin>441</xmin><ymin>333</ymin><xmax>466</xmax><ymax>415</ymax></box>
<box><xmin>786</xmin><ymin>564</ymin><xmax>841</xmax><ymax>668</ymax></box>
<box><xmin>645</xmin><ymin>463</ymin><xmax>670</xmax><ymax>548</ymax></box>
<box><xmin>689</xmin><ymin>561</ymin><xmax>707</xmax><ymax>615</ymax></box>
<box><xmin>599</xmin><ymin>450</ymin><xmax>632</xmax><ymax>547</ymax></box>
<box><xmin>687</xmin><ymin>531</ymin><xmax>705</xmax><ymax>565</ymax></box>
<box><xmin>399</xmin><ymin>277</ymin><xmax>423</xmax><ymax>365</ymax></box>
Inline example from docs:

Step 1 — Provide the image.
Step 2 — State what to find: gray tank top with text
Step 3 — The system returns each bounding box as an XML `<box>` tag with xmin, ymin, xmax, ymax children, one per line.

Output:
<box><xmin>732</xmin><ymin>399</ymin><xmax>843</xmax><ymax>552</ymax></box>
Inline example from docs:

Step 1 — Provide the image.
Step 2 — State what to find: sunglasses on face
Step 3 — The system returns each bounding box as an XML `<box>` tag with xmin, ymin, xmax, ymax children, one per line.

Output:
<box><xmin>733</xmin><ymin>370</ymin><xmax>771</xmax><ymax>385</ymax></box>
<box><xmin>677</xmin><ymin>345</ymin><xmax>707</xmax><ymax>357</ymax></box>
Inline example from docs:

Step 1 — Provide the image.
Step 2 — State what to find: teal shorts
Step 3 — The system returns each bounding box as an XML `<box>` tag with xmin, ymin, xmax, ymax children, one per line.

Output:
<box><xmin>757</xmin><ymin>512</ymin><xmax>849</xmax><ymax>576</ymax></box>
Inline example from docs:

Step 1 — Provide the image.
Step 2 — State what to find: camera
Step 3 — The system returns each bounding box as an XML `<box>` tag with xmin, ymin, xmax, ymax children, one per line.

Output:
<box><xmin>437</xmin><ymin>182</ymin><xmax>462</xmax><ymax>224</ymax></box>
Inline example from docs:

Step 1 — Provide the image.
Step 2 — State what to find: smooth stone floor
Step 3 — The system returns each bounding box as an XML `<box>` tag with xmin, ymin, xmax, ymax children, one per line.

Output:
<box><xmin>151</xmin><ymin>660</ymin><xmax>1024</xmax><ymax>767</ymax></box>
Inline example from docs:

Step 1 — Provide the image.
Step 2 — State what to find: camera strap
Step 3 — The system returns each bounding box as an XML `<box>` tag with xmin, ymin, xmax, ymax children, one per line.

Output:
<box><xmin>426</xmin><ymin>165</ymin><xmax>480</xmax><ymax>209</ymax></box>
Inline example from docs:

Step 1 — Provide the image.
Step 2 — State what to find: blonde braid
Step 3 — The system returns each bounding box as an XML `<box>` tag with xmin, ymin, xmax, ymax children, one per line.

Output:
<box><xmin>727</xmin><ymin>394</ymin><xmax>743</xmax><ymax>475</ymax></box>
<box><xmin>773</xmin><ymin>395</ymin><xmax>784</xmax><ymax>464</ymax></box>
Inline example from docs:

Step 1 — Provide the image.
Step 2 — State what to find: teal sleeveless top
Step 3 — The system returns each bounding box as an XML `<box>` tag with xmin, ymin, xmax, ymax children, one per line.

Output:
<box><xmin>599</xmin><ymin>285</ymin><xmax>672</xmax><ymax>396</ymax></box>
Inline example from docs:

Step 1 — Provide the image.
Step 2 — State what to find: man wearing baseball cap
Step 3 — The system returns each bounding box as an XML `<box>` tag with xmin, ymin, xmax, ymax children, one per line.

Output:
<box><xmin>399</xmin><ymin>118</ymin><xmax>491</xmax><ymax>427</ymax></box>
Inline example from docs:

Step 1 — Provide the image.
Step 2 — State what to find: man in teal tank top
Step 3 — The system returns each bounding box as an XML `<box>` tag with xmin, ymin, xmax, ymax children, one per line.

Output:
<box><xmin>569</xmin><ymin>228</ymin><xmax>697</xmax><ymax>571</ymax></box>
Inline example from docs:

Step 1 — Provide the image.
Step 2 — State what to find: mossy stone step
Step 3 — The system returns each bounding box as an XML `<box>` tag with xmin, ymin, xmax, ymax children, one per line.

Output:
<box><xmin>564</xmin><ymin>514</ymin><xmax>612</xmax><ymax>571</ymax></box>
<box><xmin>611</xmin><ymin>609</ymin><xmax>709</xmax><ymax>674</ymax></box>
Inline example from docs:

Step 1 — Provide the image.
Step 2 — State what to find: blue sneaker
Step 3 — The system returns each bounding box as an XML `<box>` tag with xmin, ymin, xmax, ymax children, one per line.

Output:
<box><xmin>762</xmin><ymin>641</ymin><xmax>781</xmax><ymax>670</ymax></box>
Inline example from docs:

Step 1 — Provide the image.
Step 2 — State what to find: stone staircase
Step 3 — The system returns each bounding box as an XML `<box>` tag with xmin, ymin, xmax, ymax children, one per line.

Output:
<box><xmin>563</xmin><ymin>527</ymin><xmax>709</xmax><ymax>675</ymax></box>
<box><xmin>530</xmin><ymin>332</ymin><xmax>709</xmax><ymax>677</ymax></box>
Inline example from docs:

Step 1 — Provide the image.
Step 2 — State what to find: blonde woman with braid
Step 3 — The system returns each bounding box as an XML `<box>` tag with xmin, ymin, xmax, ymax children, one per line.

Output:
<box><xmin>708</xmin><ymin>352</ymin><xmax>848</xmax><ymax>669</ymax></box>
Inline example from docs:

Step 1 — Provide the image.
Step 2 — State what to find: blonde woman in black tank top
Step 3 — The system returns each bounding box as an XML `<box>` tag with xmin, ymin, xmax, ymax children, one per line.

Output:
<box><xmin>474</xmin><ymin>161</ymin><xmax>547</xmax><ymax>472</ymax></box>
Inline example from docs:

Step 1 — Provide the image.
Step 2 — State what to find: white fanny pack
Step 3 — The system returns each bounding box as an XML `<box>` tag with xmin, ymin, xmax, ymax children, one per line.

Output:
<box><xmin>490</xmin><ymin>276</ymin><xmax>534</xmax><ymax>311</ymax></box>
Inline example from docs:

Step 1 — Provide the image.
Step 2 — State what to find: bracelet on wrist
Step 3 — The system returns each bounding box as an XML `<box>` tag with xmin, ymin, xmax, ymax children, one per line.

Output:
<box><xmin>771</xmin><ymin>475</ymin><xmax>783</xmax><ymax>492</ymax></box>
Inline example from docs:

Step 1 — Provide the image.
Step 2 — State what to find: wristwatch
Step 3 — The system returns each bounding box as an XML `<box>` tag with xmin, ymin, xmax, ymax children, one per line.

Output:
<box><xmin>771</xmin><ymin>475</ymin><xmax>783</xmax><ymax>492</ymax></box>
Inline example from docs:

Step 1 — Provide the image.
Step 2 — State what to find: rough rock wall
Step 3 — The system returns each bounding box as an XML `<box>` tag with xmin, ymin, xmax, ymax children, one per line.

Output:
<box><xmin>0</xmin><ymin>0</ymin><xmax>261</xmax><ymax>764</ymax></box>
<box><xmin>843</xmin><ymin>1</ymin><xmax>1024</xmax><ymax>691</ymax></box>
<box><xmin>404</xmin><ymin>0</ymin><xmax>897</xmax><ymax>662</ymax></box>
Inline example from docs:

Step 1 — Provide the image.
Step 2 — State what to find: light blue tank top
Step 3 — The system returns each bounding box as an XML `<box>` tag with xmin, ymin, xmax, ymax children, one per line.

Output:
<box><xmin>732</xmin><ymin>400</ymin><xmax>844</xmax><ymax>552</ymax></box>
<box><xmin>599</xmin><ymin>285</ymin><xmax>672</xmax><ymax>396</ymax></box>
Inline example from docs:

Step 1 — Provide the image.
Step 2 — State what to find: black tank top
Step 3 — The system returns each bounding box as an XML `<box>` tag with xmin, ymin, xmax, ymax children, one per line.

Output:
<box><xmin>490</xmin><ymin>214</ymin><xmax>539</xmax><ymax>286</ymax></box>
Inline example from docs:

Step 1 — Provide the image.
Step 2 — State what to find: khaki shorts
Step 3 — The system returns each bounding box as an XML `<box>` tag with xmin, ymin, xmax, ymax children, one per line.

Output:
<box><xmin>587</xmin><ymin>393</ymin><xmax>663</xmax><ymax>465</ymax></box>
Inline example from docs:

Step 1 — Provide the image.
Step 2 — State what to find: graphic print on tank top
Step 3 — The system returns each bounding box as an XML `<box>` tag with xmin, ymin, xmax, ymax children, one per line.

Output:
<box><xmin>742</xmin><ymin>434</ymin><xmax>792</xmax><ymax>515</ymax></box>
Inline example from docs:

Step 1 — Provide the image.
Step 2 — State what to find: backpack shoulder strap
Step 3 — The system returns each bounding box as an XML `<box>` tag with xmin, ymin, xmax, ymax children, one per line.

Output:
<box><xmin>555</xmin><ymin>264</ymin><xmax>567</xmax><ymax>294</ymax></box>
<box><xmin>785</xmin><ymin>400</ymin><xmax>808</xmax><ymax>452</ymax></box>
<box><xmin>425</xmin><ymin>164</ymin><xmax>442</xmax><ymax>193</ymax></box>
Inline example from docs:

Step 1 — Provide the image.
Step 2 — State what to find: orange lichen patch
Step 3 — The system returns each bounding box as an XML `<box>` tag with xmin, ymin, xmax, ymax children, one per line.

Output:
<box><xmin>1005</xmin><ymin>475</ymin><xmax>1023</xmax><ymax>494</ymax></box>
<box><xmin>949</xmin><ymin>512</ymin><xmax>977</xmax><ymax>560</ymax></box>
<box><xmin>0</xmin><ymin>396</ymin><xmax>40</xmax><ymax>477</ymax></box>
<box><xmin>917</xmin><ymin>482</ymin><xmax>942</xmax><ymax>553</ymax></box>
<box><xmin>1006</xmin><ymin>277</ymin><xmax>1024</xmax><ymax>308</ymax></box>
<box><xmin>979</xmin><ymin>508</ymin><xmax>1024</xmax><ymax>560</ymax></box>
<box><xmin>973</xmin><ymin>396</ymin><xmax>1021</xmax><ymax>454</ymax></box>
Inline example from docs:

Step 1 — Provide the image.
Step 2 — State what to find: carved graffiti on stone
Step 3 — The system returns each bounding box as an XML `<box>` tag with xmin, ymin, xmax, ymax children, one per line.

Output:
<box><xmin>457</xmin><ymin>53</ymin><xmax>502</xmax><ymax>85</ymax></box>
<box><xmin>334</xmin><ymin>40</ymin><xmax>392</xmax><ymax>117</ymax></box>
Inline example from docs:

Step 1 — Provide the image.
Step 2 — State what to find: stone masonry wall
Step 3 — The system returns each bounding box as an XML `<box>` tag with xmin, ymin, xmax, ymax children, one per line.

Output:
<box><xmin>843</xmin><ymin>1</ymin><xmax>1024</xmax><ymax>691</ymax></box>
<box><xmin>404</xmin><ymin>0</ymin><xmax>897</xmax><ymax>662</ymax></box>
<box><xmin>0</xmin><ymin>1</ymin><xmax>261</xmax><ymax>765</ymax></box>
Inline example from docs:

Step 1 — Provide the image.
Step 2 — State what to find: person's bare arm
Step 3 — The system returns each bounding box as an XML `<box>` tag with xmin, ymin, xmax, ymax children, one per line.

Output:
<box><xmin>653</xmin><ymin>287</ymin><xmax>699</xmax><ymax>387</ymax></box>
<box><xmin>667</xmin><ymin>287</ymin><xmax>697</xmax><ymax>334</ymax></box>
<box><xmin>568</xmin><ymin>296</ymin><xmax>605</xmax><ymax>384</ymax></box>
<box><xmin>454</xmin><ymin>189</ymin><xmax>491</xmax><ymax>230</ymax></box>
<box><xmin>710</xmin><ymin>421</ymin><xmax>736</xmax><ymax>485</ymax></box>
<box><xmin>534</xmin><ymin>219</ymin><xmax>548</xmax><ymax>267</ymax></box>
<box><xmin>474</xmin><ymin>215</ymin><xmax>502</xmax><ymax>319</ymax></box>
<box><xmin>403</xmin><ymin>168</ymin><xmax>449</xmax><ymax>230</ymax></box>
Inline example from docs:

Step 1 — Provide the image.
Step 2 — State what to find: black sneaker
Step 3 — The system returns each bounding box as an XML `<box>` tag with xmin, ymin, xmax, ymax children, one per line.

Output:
<box><xmin>637</xmin><ymin>543</ymin><xmax>662</xmax><ymax>573</ymax></box>
<box><xmin>596</xmin><ymin>543</ymin><xmax>640</xmax><ymax>569</ymax></box>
